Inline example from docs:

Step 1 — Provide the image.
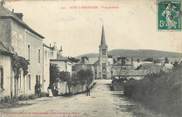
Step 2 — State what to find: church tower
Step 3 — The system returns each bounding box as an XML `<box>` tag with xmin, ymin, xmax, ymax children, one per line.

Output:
<box><xmin>99</xmin><ymin>25</ymin><xmax>108</xmax><ymax>79</ymax></box>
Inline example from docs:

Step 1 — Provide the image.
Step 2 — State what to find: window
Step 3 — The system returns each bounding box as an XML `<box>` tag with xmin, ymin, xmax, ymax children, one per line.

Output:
<box><xmin>36</xmin><ymin>75</ymin><xmax>41</xmax><ymax>83</ymax></box>
<box><xmin>28</xmin><ymin>75</ymin><xmax>31</xmax><ymax>90</ymax></box>
<box><xmin>36</xmin><ymin>75</ymin><xmax>38</xmax><ymax>83</ymax></box>
<box><xmin>45</xmin><ymin>50</ymin><xmax>48</xmax><ymax>61</ymax></box>
<box><xmin>28</xmin><ymin>45</ymin><xmax>30</xmax><ymax>60</ymax></box>
<box><xmin>19</xmin><ymin>72</ymin><xmax>21</xmax><ymax>88</ymax></box>
<box><xmin>102</xmin><ymin>49</ymin><xmax>106</xmax><ymax>55</ymax></box>
<box><xmin>102</xmin><ymin>63</ymin><xmax>107</xmax><ymax>73</ymax></box>
<box><xmin>0</xmin><ymin>68</ymin><xmax>3</xmax><ymax>89</ymax></box>
<box><xmin>38</xmin><ymin>49</ymin><xmax>40</xmax><ymax>63</ymax></box>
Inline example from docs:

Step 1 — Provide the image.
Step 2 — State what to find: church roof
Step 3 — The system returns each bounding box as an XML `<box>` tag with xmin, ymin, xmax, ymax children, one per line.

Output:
<box><xmin>100</xmin><ymin>25</ymin><xmax>107</xmax><ymax>47</ymax></box>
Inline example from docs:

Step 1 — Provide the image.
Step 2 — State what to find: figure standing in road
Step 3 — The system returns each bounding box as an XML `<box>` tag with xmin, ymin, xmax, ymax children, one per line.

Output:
<box><xmin>86</xmin><ymin>85</ymin><xmax>90</xmax><ymax>96</ymax></box>
<box><xmin>47</xmin><ymin>84</ymin><xmax>53</xmax><ymax>97</ymax></box>
<box><xmin>35</xmin><ymin>81</ymin><xmax>41</xmax><ymax>97</ymax></box>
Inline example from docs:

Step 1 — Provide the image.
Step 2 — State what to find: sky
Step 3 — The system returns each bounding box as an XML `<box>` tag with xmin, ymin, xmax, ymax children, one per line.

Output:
<box><xmin>5</xmin><ymin>0</ymin><xmax>182</xmax><ymax>57</ymax></box>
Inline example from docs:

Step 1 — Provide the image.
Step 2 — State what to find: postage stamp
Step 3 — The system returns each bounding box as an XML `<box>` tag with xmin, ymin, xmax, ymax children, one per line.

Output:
<box><xmin>158</xmin><ymin>0</ymin><xmax>181</xmax><ymax>30</ymax></box>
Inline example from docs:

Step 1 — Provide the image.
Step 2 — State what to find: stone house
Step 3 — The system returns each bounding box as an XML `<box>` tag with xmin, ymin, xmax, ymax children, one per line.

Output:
<box><xmin>0</xmin><ymin>42</ymin><xmax>13</xmax><ymax>98</ymax></box>
<box><xmin>42</xmin><ymin>44</ymin><xmax>60</xmax><ymax>92</ymax></box>
<box><xmin>50</xmin><ymin>57</ymin><xmax>72</xmax><ymax>76</ymax></box>
<box><xmin>0</xmin><ymin>6</ymin><xmax>45</xmax><ymax>97</ymax></box>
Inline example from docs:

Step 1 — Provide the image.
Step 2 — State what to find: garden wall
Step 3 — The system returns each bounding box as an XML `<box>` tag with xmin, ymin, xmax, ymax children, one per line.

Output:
<box><xmin>57</xmin><ymin>81</ymin><xmax>95</xmax><ymax>95</ymax></box>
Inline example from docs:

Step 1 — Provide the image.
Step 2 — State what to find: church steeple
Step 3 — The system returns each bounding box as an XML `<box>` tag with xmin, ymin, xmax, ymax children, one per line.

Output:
<box><xmin>100</xmin><ymin>25</ymin><xmax>107</xmax><ymax>48</ymax></box>
<box><xmin>98</xmin><ymin>25</ymin><xmax>108</xmax><ymax>79</ymax></box>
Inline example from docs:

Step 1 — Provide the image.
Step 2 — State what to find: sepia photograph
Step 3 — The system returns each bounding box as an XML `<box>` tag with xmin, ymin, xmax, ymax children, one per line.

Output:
<box><xmin>0</xmin><ymin>0</ymin><xmax>182</xmax><ymax>117</ymax></box>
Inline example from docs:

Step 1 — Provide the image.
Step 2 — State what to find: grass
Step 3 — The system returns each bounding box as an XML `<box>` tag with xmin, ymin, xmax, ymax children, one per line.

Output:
<box><xmin>123</xmin><ymin>64</ymin><xmax>182</xmax><ymax>117</ymax></box>
<box><xmin>0</xmin><ymin>92</ymin><xmax>48</xmax><ymax>109</ymax></box>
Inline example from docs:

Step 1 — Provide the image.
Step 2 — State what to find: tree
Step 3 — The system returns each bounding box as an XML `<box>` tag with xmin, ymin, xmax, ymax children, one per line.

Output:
<box><xmin>77</xmin><ymin>70</ymin><xmax>87</xmax><ymax>85</ymax></box>
<box><xmin>50</xmin><ymin>64</ymin><xmax>60</xmax><ymax>84</ymax></box>
<box><xmin>85</xmin><ymin>69</ymin><xmax>93</xmax><ymax>85</ymax></box>
<box><xmin>12</xmin><ymin>54</ymin><xmax>29</xmax><ymax>97</ymax></box>
<box><xmin>77</xmin><ymin>69</ymin><xmax>93</xmax><ymax>86</ymax></box>
<box><xmin>60</xmin><ymin>71</ymin><xmax>70</xmax><ymax>81</ymax></box>
<box><xmin>60</xmin><ymin>71</ymin><xmax>72</xmax><ymax>94</ymax></box>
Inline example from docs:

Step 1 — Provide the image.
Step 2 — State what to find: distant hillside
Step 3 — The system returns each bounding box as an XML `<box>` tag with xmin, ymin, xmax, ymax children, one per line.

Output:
<box><xmin>78</xmin><ymin>49</ymin><xmax>182</xmax><ymax>59</ymax></box>
<box><xmin>77</xmin><ymin>53</ymin><xmax>99</xmax><ymax>58</ymax></box>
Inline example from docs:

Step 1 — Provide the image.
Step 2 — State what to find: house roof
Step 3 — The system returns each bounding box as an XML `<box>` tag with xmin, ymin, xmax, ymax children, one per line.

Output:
<box><xmin>0</xmin><ymin>6</ymin><xmax>44</xmax><ymax>39</ymax></box>
<box><xmin>43</xmin><ymin>44</ymin><xmax>55</xmax><ymax>50</ymax></box>
<box><xmin>51</xmin><ymin>57</ymin><xmax>71</xmax><ymax>62</ymax></box>
<box><xmin>93</xmin><ymin>60</ymin><xmax>99</xmax><ymax>65</ymax></box>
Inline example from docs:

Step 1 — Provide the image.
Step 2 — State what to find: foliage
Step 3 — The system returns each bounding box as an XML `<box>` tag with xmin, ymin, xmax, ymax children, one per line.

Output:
<box><xmin>40</xmin><ymin>92</ymin><xmax>48</xmax><ymax>97</ymax></box>
<box><xmin>18</xmin><ymin>95</ymin><xmax>29</xmax><ymax>101</ymax></box>
<box><xmin>123</xmin><ymin>63</ymin><xmax>182</xmax><ymax>117</ymax></box>
<box><xmin>60</xmin><ymin>71</ymin><xmax>70</xmax><ymax>81</ymax></box>
<box><xmin>111</xmin><ymin>78</ymin><xmax>125</xmax><ymax>91</ymax></box>
<box><xmin>77</xmin><ymin>69</ymin><xmax>93</xmax><ymax>86</ymax></box>
<box><xmin>0</xmin><ymin>96</ymin><xmax>18</xmax><ymax>104</ymax></box>
<box><xmin>0</xmin><ymin>96</ymin><xmax>11</xmax><ymax>103</ymax></box>
<box><xmin>50</xmin><ymin>64</ymin><xmax>60</xmax><ymax>84</ymax></box>
<box><xmin>28</xmin><ymin>94</ymin><xmax>37</xmax><ymax>100</ymax></box>
<box><xmin>62</xmin><ymin>69</ymin><xmax>94</xmax><ymax>95</ymax></box>
<box><xmin>12</xmin><ymin>54</ymin><xmax>29</xmax><ymax>79</ymax></box>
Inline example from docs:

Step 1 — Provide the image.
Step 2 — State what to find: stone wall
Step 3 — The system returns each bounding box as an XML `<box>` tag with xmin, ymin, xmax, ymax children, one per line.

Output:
<box><xmin>0</xmin><ymin>55</ymin><xmax>12</xmax><ymax>98</ymax></box>
<box><xmin>57</xmin><ymin>81</ymin><xmax>95</xmax><ymax>95</ymax></box>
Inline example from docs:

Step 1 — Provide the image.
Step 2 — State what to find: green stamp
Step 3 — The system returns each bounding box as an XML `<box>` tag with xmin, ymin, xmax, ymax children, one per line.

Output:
<box><xmin>158</xmin><ymin>0</ymin><xmax>181</xmax><ymax>30</ymax></box>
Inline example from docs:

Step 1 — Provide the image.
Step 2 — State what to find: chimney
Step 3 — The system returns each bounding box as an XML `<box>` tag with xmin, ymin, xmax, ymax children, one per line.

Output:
<box><xmin>15</xmin><ymin>13</ymin><xmax>23</xmax><ymax>20</ymax></box>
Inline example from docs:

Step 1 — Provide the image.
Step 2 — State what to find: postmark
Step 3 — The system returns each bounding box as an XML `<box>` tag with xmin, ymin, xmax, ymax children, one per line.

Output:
<box><xmin>158</xmin><ymin>0</ymin><xmax>181</xmax><ymax>30</ymax></box>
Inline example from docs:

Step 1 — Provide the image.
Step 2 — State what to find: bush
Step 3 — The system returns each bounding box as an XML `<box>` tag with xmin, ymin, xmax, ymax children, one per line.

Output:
<box><xmin>0</xmin><ymin>96</ymin><xmax>18</xmax><ymax>104</ymax></box>
<box><xmin>40</xmin><ymin>92</ymin><xmax>48</xmax><ymax>97</ymax></box>
<box><xmin>123</xmin><ymin>64</ymin><xmax>182</xmax><ymax>116</ymax></box>
<box><xmin>0</xmin><ymin>96</ymin><xmax>11</xmax><ymax>103</ymax></box>
<box><xmin>77</xmin><ymin>69</ymin><xmax>94</xmax><ymax>86</ymax></box>
<box><xmin>18</xmin><ymin>95</ymin><xmax>29</xmax><ymax>101</ymax></box>
<box><xmin>28</xmin><ymin>94</ymin><xmax>37</xmax><ymax>99</ymax></box>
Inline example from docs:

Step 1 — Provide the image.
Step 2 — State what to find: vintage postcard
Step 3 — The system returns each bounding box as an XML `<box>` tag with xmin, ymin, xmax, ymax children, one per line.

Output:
<box><xmin>0</xmin><ymin>0</ymin><xmax>182</xmax><ymax>117</ymax></box>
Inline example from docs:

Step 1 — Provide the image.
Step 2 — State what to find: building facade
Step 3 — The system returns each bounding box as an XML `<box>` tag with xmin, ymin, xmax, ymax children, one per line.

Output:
<box><xmin>0</xmin><ymin>6</ymin><xmax>45</xmax><ymax>97</ymax></box>
<box><xmin>50</xmin><ymin>57</ymin><xmax>72</xmax><ymax>76</ymax></box>
<box><xmin>0</xmin><ymin>44</ymin><xmax>12</xmax><ymax>98</ymax></box>
<box><xmin>42</xmin><ymin>44</ymin><xmax>58</xmax><ymax>92</ymax></box>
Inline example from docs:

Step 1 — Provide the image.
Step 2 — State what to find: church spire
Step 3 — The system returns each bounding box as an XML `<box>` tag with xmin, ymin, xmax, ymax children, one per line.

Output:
<box><xmin>100</xmin><ymin>25</ymin><xmax>107</xmax><ymax>47</ymax></box>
